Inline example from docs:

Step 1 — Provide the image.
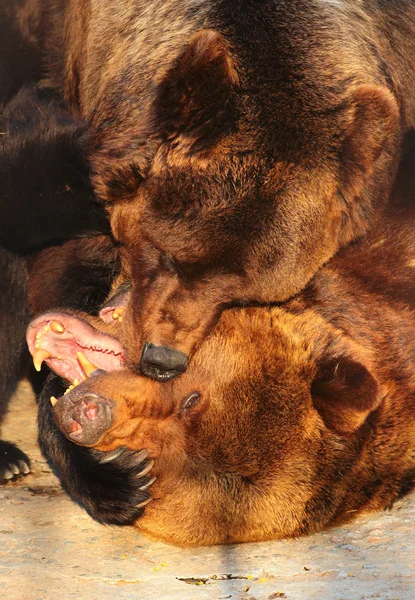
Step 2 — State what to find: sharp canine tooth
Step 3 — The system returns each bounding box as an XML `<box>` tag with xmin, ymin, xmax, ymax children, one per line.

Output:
<box><xmin>73</xmin><ymin>378</ymin><xmax>80</xmax><ymax>386</ymax></box>
<box><xmin>50</xmin><ymin>320</ymin><xmax>65</xmax><ymax>334</ymax></box>
<box><xmin>50</xmin><ymin>396</ymin><xmax>58</xmax><ymax>407</ymax></box>
<box><xmin>112</xmin><ymin>307</ymin><xmax>125</xmax><ymax>320</ymax></box>
<box><xmin>76</xmin><ymin>352</ymin><xmax>99</xmax><ymax>376</ymax></box>
<box><xmin>33</xmin><ymin>348</ymin><xmax>52</xmax><ymax>372</ymax></box>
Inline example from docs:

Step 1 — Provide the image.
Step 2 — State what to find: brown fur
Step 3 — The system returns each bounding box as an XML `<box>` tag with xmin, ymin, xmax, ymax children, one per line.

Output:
<box><xmin>27</xmin><ymin>236</ymin><xmax>119</xmax><ymax>315</ymax></box>
<box><xmin>49</xmin><ymin>146</ymin><xmax>415</xmax><ymax>546</ymax></box>
<box><xmin>16</xmin><ymin>0</ymin><xmax>415</xmax><ymax>369</ymax></box>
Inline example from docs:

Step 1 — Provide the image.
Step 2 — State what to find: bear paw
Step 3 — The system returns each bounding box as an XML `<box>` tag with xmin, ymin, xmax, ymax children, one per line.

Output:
<box><xmin>38</xmin><ymin>375</ymin><xmax>155</xmax><ymax>525</ymax></box>
<box><xmin>0</xmin><ymin>441</ymin><xmax>31</xmax><ymax>483</ymax></box>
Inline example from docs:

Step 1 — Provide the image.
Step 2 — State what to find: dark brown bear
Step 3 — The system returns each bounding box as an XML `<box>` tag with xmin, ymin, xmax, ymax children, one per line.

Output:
<box><xmin>14</xmin><ymin>0</ymin><xmax>415</xmax><ymax>380</ymax></box>
<box><xmin>0</xmin><ymin>4</ymin><xmax>109</xmax><ymax>480</ymax></box>
<box><xmin>28</xmin><ymin>143</ymin><xmax>415</xmax><ymax>545</ymax></box>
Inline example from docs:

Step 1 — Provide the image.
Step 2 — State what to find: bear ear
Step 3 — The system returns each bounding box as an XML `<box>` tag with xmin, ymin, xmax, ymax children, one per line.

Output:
<box><xmin>311</xmin><ymin>345</ymin><xmax>381</xmax><ymax>435</ymax></box>
<box><xmin>340</xmin><ymin>84</ymin><xmax>399</xmax><ymax>198</ymax></box>
<box><xmin>91</xmin><ymin>30</ymin><xmax>238</xmax><ymax>201</ymax></box>
<box><xmin>153</xmin><ymin>29</ymin><xmax>239</xmax><ymax>155</ymax></box>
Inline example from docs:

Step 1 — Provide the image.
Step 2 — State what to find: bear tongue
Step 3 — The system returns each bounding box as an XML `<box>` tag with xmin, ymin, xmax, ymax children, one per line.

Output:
<box><xmin>26</xmin><ymin>312</ymin><xmax>125</xmax><ymax>385</ymax></box>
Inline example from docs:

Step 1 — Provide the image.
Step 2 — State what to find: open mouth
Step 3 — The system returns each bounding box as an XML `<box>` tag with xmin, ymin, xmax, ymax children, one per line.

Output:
<box><xmin>26</xmin><ymin>312</ymin><xmax>125</xmax><ymax>389</ymax></box>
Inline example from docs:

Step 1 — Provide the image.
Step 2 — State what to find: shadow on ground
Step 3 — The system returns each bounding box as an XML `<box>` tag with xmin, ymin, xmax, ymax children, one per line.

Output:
<box><xmin>0</xmin><ymin>382</ymin><xmax>414</xmax><ymax>600</ymax></box>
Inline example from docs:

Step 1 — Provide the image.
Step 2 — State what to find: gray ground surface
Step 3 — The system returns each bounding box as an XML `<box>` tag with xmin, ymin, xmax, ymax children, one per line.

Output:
<box><xmin>0</xmin><ymin>381</ymin><xmax>414</xmax><ymax>600</ymax></box>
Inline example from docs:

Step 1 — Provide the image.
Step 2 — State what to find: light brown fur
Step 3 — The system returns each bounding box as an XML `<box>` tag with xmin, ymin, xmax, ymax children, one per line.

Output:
<box><xmin>50</xmin><ymin>159</ymin><xmax>415</xmax><ymax>544</ymax></box>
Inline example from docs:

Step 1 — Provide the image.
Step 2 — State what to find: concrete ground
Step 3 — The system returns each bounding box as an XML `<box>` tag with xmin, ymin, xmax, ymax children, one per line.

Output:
<box><xmin>0</xmin><ymin>382</ymin><xmax>414</xmax><ymax>600</ymax></box>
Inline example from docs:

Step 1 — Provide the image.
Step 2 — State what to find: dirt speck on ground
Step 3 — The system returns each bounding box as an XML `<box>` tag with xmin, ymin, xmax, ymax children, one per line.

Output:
<box><xmin>1</xmin><ymin>382</ymin><xmax>414</xmax><ymax>600</ymax></box>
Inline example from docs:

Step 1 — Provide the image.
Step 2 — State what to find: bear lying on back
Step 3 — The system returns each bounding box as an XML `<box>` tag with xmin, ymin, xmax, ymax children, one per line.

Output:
<box><xmin>29</xmin><ymin>143</ymin><xmax>415</xmax><ymax>545</ymax></box>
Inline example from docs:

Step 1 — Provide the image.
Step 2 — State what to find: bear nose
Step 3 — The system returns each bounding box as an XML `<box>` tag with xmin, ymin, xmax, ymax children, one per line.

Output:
<box><xmin>139</xmin><ymin>343</ymin><xmax>188</xmax><ymax>381</ymax></box>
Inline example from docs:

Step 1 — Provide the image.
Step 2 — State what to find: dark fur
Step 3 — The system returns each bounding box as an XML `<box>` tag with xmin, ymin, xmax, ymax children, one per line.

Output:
<box><xmin>19</xmin><ymin>0</ymin><xmax>415</xmax><ymax>373</ymax></box>
<box><xmin>39</xmin><ymin>143</ymin><xmax>415</xmax><ymax>544</ymax></box>
<box><xmin>38</xmin><ymin>375</ymin><xmax>152</xmax><ymax>524</ymax></box>
<box><xmin>31</xmin><ymin>239</ymin><xmax>152</xmax><ymax>521</ymax></box>
<box><xmin>0</xmin><ymin>86</ymin><xmax>109</xmax><ymax>254</ymax></box>
<box><xmin>0</xmin><ymin>4</ymin><xmax>40</xmax><ymax>479</ymax></box>
<box><xmin>0</xmin><ymin>12</ymin><xmax>109</xmax><ymax>478</ymax></box>
<box><xmin>0</xmin><ymin>1</ymin><xmax>42</xmax><ymax>105</ymax></box>
<box><xmin>1</xmin><ymin>0</ymin><xmax>415</xmax><ymax>521</ymax></box>
<box><xmin>0</xmin><ymin>236</ymin><xmax>117</xmax><ymax>482</ymax></box>
<box><xmin>26</xmin><ymin>234</ymin><xmax>153</xmax><ymax>517</ymax></box>
<box><xmin>0</xmin><ymin>248</ymin><xmax>31</xmax><ymax>480</ymax></box>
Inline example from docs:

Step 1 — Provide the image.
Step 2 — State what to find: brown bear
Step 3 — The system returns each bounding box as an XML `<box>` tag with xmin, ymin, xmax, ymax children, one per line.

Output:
<box><xmin>0</xmin><ymin>83</ymin><xmax>111</xmax><ymax>482</ymax></box>
<box><xmin>27</xmin><ymin>141</ymin><xmax>415</xmax><ymax>545</ymax></box>
<box><xmin>0</xmin><ymin>3</ymin><xmax>111</xmax><ymax>479</ymax></box>
<box><xmin>13</xmin><ymin>0</ymin><xmax>415</xmax><ymax>380</ymax></box>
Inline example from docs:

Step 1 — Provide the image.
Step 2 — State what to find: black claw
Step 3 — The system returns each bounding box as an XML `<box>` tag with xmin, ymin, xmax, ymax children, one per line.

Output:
<box><xmin>98</xmin><ymin>446</ymin><xmax>127</xmax><ymax>464</ymax></box>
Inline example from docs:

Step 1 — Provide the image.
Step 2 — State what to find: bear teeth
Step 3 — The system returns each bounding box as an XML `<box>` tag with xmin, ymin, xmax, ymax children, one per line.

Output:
<box><xmin>33</xmin><ymin>348</ymin><xmax>52</xmax><ymax>372</ymax></box>
<box><xmin>76</xmin><ymin>351</ymin><xmax>99</xmax><ymax>377</ymax></box>
<box><xmin>112</xmin><ymin>307</ymin><xmax>125</xmax><ymax>321</ymax></box>
<box><xmin>50</xmin><ymin>320</ymin><xmax>65</xmax><ymax>334</ymax></box>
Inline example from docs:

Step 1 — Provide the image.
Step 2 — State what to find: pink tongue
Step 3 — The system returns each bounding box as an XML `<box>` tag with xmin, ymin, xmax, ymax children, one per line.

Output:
<box><xmin>26</xmin><ymin>312</ymin><xmax>125</xmax><ymax>384</ymax></box>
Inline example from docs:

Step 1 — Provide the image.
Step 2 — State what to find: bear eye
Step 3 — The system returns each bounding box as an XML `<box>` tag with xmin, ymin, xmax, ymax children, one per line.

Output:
<box><xmin>180</xmin><ymin>392</ymin><xmax>201</xmax><ymax>411</ymax></box>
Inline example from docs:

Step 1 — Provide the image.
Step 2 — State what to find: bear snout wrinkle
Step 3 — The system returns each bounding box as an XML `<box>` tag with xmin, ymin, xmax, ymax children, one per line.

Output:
<box><xmin>139</xmin><ymin>343</ymin><xmax>189</xmax><ymax>381</ymax></box>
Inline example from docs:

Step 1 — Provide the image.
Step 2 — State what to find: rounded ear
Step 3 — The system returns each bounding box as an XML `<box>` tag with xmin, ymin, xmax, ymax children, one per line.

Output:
<box><xmin>340</xmin><ymin>84</ymin><xmax>399</xmax><ymax>198</ymax></box>
<box><xmin>91</xmin><ymin>30</ymin><xmax>238</xmax><ymax>201</ymax></box>
<box><xmin>153</xmin><ymin>29</ymin><xmax>239</xmax><ymax>154</ymax></box>
<box><xmin>311</xmin><ymin>346</ymin><xmax>381</xmax><ymax>435</ymax></box>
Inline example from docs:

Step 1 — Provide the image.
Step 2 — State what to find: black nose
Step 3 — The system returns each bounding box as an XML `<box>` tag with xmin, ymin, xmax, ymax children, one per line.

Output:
<box><xmin>139</xmin><ymin>343</ymin><xmax>188</xmax><ymax>381</ymax></box>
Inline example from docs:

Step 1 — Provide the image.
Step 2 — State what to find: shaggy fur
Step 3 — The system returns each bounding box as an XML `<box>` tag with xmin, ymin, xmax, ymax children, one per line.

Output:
<box><xmin>0</xmin><ymin>248</ymin><xmax>30</xmax><ymax>481</ymax></box>
<box><xmin>0</xmin><ymin>236</ymin><xmax>116</xmax><ymax>482</ymax></box>
<box><xmin>29</xmin><ymin>0</ymin><xmax>415</xmax><ymax>373</ymax></box>
<box><xmin>2</xmin><ymin>0</ymin><xmax>415</xmax><ymax>527</ymax></box>
<box><xmin>0</xmin><ymin>6</ymin><xmax>111</xmax><ymax>479</ymax></box>
<box><xmin>0</xmin><ymin>0</ymin><xmax>42</xmax><ymax>105</ymax></box>
<box><xmin>30</xmin><ymin>239</ymin><xmax>154</xmax><ymax>522</ymax></box>
<box><xmin>32</xmin><ymin>142</ymin><xmax>415</xmax><ymax>543</ymax></box>
<box><xmin>0</xmin><ymin>86</ymin><xmax>109</xmax><ymax>254</ymax></box>
<box><xmin>0</xmin><ymin>19</ymin><xmax>108</xmax><ymax>479</ymax></box>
